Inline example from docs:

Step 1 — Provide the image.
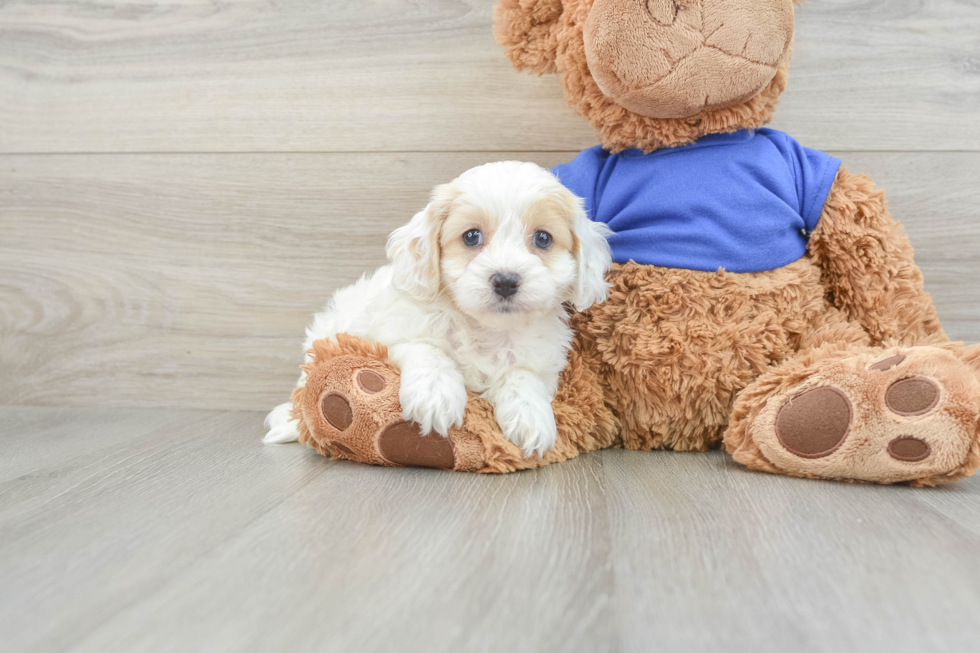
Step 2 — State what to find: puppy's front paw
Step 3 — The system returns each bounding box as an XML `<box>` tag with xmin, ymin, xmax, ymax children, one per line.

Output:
<box><xmin>399</xmin><ymin>368</ymin><xmax>468</xmax><ymax>437</ymax></box>
<box><xmin>494</xmin><ymin>395</ymin><xmax>558</xmax><ymax>458</ymax></box>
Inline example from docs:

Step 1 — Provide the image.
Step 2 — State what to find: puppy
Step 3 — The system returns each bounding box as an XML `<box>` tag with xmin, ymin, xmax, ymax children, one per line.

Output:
<box><xmin>264</xmin><ymin>161</ymin><xmax>612</xmax><ymax>457</ymax></box>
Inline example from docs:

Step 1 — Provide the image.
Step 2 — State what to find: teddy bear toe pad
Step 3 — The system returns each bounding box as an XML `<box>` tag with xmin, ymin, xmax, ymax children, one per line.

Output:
<box><xmin>755</xmin><ymin>347</ymin><xmax>980</xmax><ymax>484</ymax></box>
<box><xmin>885</xmin><ymin>377</ymin><xmax>940</xmax><ymax>416</ymax></box>
<box><xmin>320</xmin><ymin>393</ymin><xmax>353</xmax><ymax>431</ymax></box>
<box><xmin>887</xmin><ymin>436</ymin><xmax>931</xmax><ymax>462</ymax></box>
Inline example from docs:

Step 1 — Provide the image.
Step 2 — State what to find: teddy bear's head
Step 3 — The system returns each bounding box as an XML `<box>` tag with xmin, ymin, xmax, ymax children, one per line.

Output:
<box><xmin>495</xmin><ymin>0</ymin><xmax>797</xmax><ymax>152</ymax></box>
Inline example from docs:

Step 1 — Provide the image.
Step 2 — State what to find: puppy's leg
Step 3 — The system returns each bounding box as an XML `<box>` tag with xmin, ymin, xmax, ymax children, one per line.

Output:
<box><xmin>485</xmin><ymin>370</ymin><xmax>558</xmax><ymax>458</ymax></box>
<box><xmin>388</xmin><ymin>342</ymin><xmax>468</xmax><ymax>437</ymax></box>
<box><xmin>263</xmin><ymin>401</ymin><xmax>301</xmax><ymax>444</ymax></box>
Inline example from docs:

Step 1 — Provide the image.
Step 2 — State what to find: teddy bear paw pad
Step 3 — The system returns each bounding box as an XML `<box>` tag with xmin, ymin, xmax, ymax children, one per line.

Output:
<box><xmin>378</xmin><ymin>421</ymin><xmax>456</xmax><ymax>469</ymax></box>
<box><xmin>754</xmin><ymin>347</ymin><xmax>980</xmax><ymax>484</ymax></box>
<box><xmin>775</xmin><ymin>387</ymin><xmax>851</xmax><ymax>459</ymax></box>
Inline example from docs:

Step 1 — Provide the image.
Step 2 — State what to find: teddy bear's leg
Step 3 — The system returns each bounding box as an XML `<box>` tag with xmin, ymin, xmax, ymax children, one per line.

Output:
<box><xmin>291</xmin><ymin>333</ymin><xmax>617</xmax><ymax>473</ymax></box>
<box><xmin>723</xmin><ymin>168</ymin><xmax>980</xmax><ymax>486</ymax></box>
<box><xmin>807</xmin><ymin>165</ymin><xmax>947</xmax><ymax>346</ymax></box>
<box><xmin>725</xmin><ymin>324</ymin><xmax>980</xmax><ymax>486</ymax></box>
<box><xmin>724</xmin><ymin>165</ymin><xmax>980</xmax><ymax>485</ymax></box>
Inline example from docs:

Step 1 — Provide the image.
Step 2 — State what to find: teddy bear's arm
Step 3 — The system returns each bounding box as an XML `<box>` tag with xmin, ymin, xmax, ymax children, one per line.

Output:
<box><xmin>806</xmin><ymin>166</ymin><xmax>946</xmax><ymax>347</ymax></box>
<box><xmin>493</xmin><ymin>0</ymin><xmax>564</xmax><ymax>75</ymax></box>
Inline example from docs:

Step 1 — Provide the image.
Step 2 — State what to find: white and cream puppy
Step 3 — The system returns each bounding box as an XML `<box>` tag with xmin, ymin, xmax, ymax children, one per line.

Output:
<box><xmin>263</xmin><ymin>161</ymin><xmax>612</xmax><ymax>457</ymax></box>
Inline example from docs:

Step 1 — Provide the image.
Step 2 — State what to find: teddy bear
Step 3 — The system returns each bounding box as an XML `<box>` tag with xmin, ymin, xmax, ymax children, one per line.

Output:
<box><xmin>284</xmin><ymin>0</ymin><xmax>980</xmax><ymax>486</ymax></box>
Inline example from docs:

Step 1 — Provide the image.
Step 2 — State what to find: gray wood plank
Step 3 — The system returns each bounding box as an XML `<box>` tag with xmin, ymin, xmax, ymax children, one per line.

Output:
<box><xmin>602</xmin><ymin>448</ymin><xmax>980</xmax><ymax>653</ymax></box>
<box><xmin>4</xmin><ymin>406</ymin><xmax>980</xmax><ymax>652</ymax></box>
<box><xmin>68</xmin><ymin>454</ymin><xmax>613</xmax><ymax>653</ymax></box>
<box><xmin>0</xmin><ymin>151</ymin><xmax>570</xmax><ymax>413</ymax></box>
<box><xmin>0</xmin><ymin>407</ymin><xmax>326</xmax><ymax>653</ymax></box>
<box><xmin>0</xmin><ymin>406</ymin><xmax>612</xmax><ymax>653</ymax></box>
<box><xmin>0</xmin><ymin>407</ymin><xmax>211</xmax><ymax>510</ymax></box>
<box><xmin>2</xmin><ymin>151</ymin><xmax>977</xmax><ymax>411</ymax></box>
<box><xmin>1</xmin><ymin>1</ymin><xmax>978</xmax><ymax>153</ymax></box>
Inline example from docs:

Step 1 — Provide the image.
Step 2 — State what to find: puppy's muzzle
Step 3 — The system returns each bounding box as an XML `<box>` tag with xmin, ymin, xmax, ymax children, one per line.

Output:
<box><xmin>491</xmin><ymin>272</ymin><xmax>521</xmax><ymax>299</ymax></box>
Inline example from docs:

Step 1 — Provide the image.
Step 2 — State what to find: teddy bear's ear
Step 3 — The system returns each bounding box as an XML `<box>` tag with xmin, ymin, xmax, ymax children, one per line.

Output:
<box><xmin>493</xmin><ymin>0</ymin><xmax>564</xmax><ymax>76</ymax></box>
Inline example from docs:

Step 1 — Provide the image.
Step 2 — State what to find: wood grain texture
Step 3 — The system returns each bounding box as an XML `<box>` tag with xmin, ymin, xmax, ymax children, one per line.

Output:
<box><xmin>1</xmin><ymin>406</ymin><xmax>613</xmax><ymax>653</ymax></box>
<box><xmin>0</xmin><ymin>407</ymin><xmax>327</xmax><ymax>653</ymax></box>
<box><xmin>2</xmin><ymin>151</ymin><xmax>978</xmax><ymax>411</ymax></box>
<box><xmin>1</xmin><ymin>1</ymin><xmax>979</xmax><ymax>154</ymax></box>
<box><xmin>601</xmin><ymin>448</ymin><xmax>980</xmax><ymax>652</ymax></box>
<box><xmin>2</xmin><ymin>406</ymin><xmax>979</xmax><ymax>652</ymax></box>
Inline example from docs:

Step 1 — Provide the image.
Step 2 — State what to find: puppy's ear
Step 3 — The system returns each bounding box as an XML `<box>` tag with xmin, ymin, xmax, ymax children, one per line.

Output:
<box><xmin>387</xmin><ymin>182</ymin><xmax>458</xmax><ymax>302</ymax></box>
<box><xmin>567</xmin><ymin>194</ymin><xmax>612</xmax><ymax>312</ymax></box>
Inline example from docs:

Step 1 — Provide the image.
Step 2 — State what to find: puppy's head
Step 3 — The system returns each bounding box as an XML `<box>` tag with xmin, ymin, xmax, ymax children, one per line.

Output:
<box><xmin>387</xmin><ymin>161</ymin><xmax>612</xmax><ymax>325</ymax></box>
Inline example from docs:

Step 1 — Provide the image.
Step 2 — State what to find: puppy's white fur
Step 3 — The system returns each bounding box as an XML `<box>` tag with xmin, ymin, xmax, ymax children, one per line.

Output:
<box><xmin>264</xmin><ymin>161</ymin><xmax>612</xmax><ymax>457</ymax></box>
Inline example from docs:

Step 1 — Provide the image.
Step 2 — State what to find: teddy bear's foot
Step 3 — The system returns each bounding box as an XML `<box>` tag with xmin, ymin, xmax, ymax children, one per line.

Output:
<box><xmin>291</xmin><ymin>336</ymin><xmax>491</xmax><ymax>471</ymax></box>
<box><xmin>727</xmin><ymin>345</ymin><xmax>980</xmax><ymax>486</ymax></box>
<box><xmin>289</xmin><ymin>334</ymin><xmax>617</xmax><ymax>474</ymax></box>
<box><xmin>303</xmin><ymin>357</ymin><xmax>455</xmax><ymax>469</ymax></box>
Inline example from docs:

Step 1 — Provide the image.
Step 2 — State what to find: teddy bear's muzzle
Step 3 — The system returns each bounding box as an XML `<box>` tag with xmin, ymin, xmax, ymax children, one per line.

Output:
<box><xmin>583</xmin><ymin>0</ymin><xmax>795</xmax><ymax>119</ymax></box>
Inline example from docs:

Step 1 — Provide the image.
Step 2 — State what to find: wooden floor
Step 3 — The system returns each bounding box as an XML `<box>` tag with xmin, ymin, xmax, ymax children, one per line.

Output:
<box><xmin>3</xmin><ymin>406</ymin><xmax>980</xmax><ymax>653</ymax></box>
<box><xmin>3</xmin><ymin>1</ymin><xmax>980</xmax><ymax>651</ymax></box>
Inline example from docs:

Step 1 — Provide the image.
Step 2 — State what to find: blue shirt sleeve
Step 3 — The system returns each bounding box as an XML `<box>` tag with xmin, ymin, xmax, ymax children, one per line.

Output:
<box><xmin>551</xmin><ymin>145</ymin><xmax>608</xmax><ymax>220</ymax></box>
<box><xmin>764</xmin><ymin>130</ymin><xmax>842</xmax><ymax>232</ymax></box>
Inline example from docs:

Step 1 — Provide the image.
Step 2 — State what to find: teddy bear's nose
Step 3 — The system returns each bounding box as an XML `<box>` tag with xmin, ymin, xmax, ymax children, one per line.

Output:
<box><xmin>583</xmin><ymin>0</ymin><xmax>794</xmax><ymax>119</ymax></box>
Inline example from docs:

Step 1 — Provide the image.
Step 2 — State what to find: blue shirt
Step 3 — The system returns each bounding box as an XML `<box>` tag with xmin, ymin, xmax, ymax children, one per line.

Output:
<box><xmin>551</xmin><ymin>128</ymin><xmax>841</xmax><ymax>273</ymax></box>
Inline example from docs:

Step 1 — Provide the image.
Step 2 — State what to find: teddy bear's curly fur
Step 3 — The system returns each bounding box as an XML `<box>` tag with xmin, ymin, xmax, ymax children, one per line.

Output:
<box><xmin>288</xmin><ymin>0</ymin><xmax>980</xmax><ymax>486</ymax></box>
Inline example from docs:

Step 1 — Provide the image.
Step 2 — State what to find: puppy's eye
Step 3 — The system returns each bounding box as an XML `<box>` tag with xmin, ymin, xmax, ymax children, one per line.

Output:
<box><xmin>462</xmin><ymin>229</ymin><xmax>483</xmax><ymax>248</ymax></box>
<box><xmin>533</xmin><ymin>230</ymin><xmax>553</xmax><ymax>250</ymax></box>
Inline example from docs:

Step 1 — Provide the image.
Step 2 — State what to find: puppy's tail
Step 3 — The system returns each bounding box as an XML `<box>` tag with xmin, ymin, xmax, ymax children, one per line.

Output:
<box><xmin>263</xmin><ymin>402</ymin><xmax>301</xmax><ymax>444</ymax></box>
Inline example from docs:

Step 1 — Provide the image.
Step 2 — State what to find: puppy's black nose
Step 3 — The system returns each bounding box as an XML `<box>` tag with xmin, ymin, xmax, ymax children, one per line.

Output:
<box><xmin>491</xmin><ymin>272</ymin><xmax>520</xmax><ymax>299</ymax></box>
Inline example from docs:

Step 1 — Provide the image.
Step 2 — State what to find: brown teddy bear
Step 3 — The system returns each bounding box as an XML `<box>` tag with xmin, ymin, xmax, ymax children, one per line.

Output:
<box><xmin>286</xmin><ymin>0</ymin><xmax>980</xmax><ymax>486</ymax></box>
